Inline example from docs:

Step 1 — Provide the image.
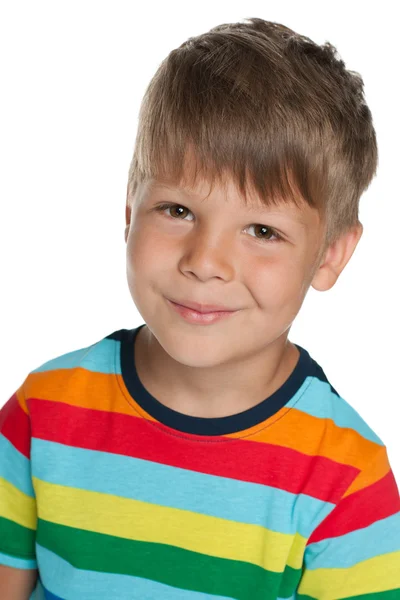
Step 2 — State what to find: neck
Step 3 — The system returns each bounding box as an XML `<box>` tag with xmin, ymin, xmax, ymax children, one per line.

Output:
<box><xmin>133</xmin><ymin>325</ymin><xmax>300</xmax><ymax>418</ymax></box>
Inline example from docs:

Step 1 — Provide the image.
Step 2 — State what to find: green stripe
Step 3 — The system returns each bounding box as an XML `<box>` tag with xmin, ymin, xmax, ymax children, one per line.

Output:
<box><xmin>37</xmin><ymin>518</ymin><xmax>301</xmax><ymax>600</ymax></box>
<box><xmin>0</xmin><ymin>516</ymin><xmax>36</xmax><ymax>559</ymax></box>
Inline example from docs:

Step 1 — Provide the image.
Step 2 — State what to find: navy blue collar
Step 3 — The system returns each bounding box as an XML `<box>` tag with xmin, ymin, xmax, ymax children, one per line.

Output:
<box><xmin>117</xmin><ymin>324</ymin><xmax>318</xmax><ymax>436</ymax></box>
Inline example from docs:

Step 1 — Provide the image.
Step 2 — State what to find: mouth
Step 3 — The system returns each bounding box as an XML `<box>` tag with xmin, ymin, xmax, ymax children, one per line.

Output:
<box><xmin>167</xmin><ymin>298</ymin><xmax>237</xmax><ymax>314</ymax></box>
<box><xmin>166</xmin><ymin>298</ymin><xmax>240</xmax><ymax>325</ymax></box>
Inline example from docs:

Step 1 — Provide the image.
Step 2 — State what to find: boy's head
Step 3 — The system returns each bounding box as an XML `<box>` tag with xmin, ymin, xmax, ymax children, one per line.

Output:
<box><xmin>124</xmin><ymin>18</ymin><xmax>377</xmax><ymax>368</ymax></box>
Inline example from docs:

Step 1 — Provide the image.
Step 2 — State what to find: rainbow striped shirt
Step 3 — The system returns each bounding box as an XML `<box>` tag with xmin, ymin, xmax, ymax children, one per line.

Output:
<box><xmin>1</xmin><ymin>324</ymin><xmax>399</xmax><ymax>599</ymax></box>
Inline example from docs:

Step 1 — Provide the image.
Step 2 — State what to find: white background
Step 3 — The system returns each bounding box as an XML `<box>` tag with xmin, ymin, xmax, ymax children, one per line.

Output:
<box><xmin>1</xmin><ymin>1</ymin><xmax>399</xmax><ymax>479</ymax></box>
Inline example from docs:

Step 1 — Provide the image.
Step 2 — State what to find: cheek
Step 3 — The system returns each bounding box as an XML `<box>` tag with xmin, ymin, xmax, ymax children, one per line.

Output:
<box><xmin>249</xmin><ymin>256</ymin><xmax>307</xmax><ymax>307</ymax></box>
<box><xmin>127</xmin><ymin>222</ymin><xmax>150</xmax><ymax>261</ymax></box>
<box><xmin>126</xmin><ymin>222</ymin><xmax>169</xmax><ymax>278</ymax></box>
<box><xmin>126</xmin><ymin>227</ymin><xmax>148</xmax><ymax>290</ymax></box>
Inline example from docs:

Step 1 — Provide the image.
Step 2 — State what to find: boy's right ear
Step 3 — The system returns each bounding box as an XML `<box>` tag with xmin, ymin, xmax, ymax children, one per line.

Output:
<box><xmin>125</xmin><ymin>203</ymin><xmax>131</xmax><ymax>243</ymax></box>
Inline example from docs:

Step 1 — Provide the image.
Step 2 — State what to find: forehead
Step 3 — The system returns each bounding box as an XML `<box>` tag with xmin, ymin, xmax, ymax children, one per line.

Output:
<box><xmin>146</xmin><ymin>179</ymin><xmax>315</xmax><ymax>228</ymax></box>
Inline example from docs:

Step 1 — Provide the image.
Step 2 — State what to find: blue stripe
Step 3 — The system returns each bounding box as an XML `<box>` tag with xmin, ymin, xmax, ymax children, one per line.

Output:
<box><xmin>0</xmin><ymin>549</ymin><xmax>37</xmax><ymax>569</ymax></box>
<box><xmin>295</xmin><ymin>378</ymin><xmax>384</xmax><ymax>445</ymax></box>
<box><xmin>31</xmin><ymin>438</ymin><xmax>331</xmax><ymax>538</ymax></box>
<box><xmin>0</xmin><ymin>434</ymin><xmax>35</xmax><ymax>497</ymax></box>
<box><xmin>36</xmin><ymin>543</ymin><xmax>234</xmax><ymax>599</ymax></box>
<box><xmin>304</xmin><ymin>511</ymin><xmax>400</xmax><ymax>568</ymax></box>
<box><xmin>31</xmin><ymin>338</ymin><xmax>119</xmax><ymax>374</ymax></box>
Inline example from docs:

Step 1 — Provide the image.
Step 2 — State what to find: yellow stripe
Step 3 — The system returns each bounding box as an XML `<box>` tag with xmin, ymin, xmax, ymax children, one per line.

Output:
<box><xmin>0</xmin><ymin>477</ymin><xmax>37</xmax><ymax>530</ymax></box>
<box><xmin>299</xmin><ymin>550</ymin><xmax>400</xmax><ymax>597</ymax></box>
<box><xmin>33</xmin><ymin>477</ymin><xmax>306</xmax><ymax>571</ymax></box>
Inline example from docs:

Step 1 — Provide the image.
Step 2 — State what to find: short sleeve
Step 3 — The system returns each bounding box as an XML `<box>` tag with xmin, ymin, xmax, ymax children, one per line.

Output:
<box><xmin>296</xmin><ymin>445</ymin><xmax>400</xmax><ymax>599</ymax></box>
<box><xmin>0</xmin><ymin>382</ymin><xmax>38</xmax><ymax>570</ymax></box>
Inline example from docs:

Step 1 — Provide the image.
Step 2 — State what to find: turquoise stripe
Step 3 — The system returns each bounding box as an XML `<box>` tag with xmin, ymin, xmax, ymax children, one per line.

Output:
<box><xmin>31</xmin><ymin>338</ymin><xmax>119</xmax><ymax>374</ymax></box>
<box><xmin>31</xmin><ymin>438</ymin><xmax>332</xmax><ymax>538</ymax></box>
<box><xmin>304</xmin><ymin>511</ymin><xmax>400</xmax><ymax>568</ymax></box>
<box><xmin>43</xmin><ymin>589</ymin><xmax>62</xmax><ymax>600</ymax></box>
<box><xmin>0</xmin><ymin>549</ymin><xmax>37</xmax><ymax>569</ymax></box>
<box><xmin>295</xmin><ymin>378</ymin><xmax>384</xmax><ymax>445</ymax></box>
<box><xmin>0</xmin><ymin>434</ymin><xmax>35</xmax><ymax>497</ymax></box>
<box><xmin>36</xmin><ymin>543</ymin><xmax>234</xmax><ymax>599</ymax></box>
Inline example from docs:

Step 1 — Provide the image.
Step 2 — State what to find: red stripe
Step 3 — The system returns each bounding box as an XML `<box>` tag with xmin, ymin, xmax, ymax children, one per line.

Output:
<box><xmin>308</xmin><ymin>468</ymin><xmax>400</xmax><ymax>543</ymax></box>
<box><xmin>0</xmin><ymin>393</ymin><xmax>31</xmax><ymax>458</ymax></box>
<box><xmin>30</xmin><ymin>398</ymin><xmax>358</xmax><ymax>502</ymax></box>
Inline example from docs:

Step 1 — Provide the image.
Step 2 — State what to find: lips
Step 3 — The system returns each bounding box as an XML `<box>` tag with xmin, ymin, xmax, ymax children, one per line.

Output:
<box><xmin>168</xmin><ymin>298</ymin><xmax>236</xmax><ymax>314</ymax></box>
<box><xmin>167</xmin><ymin>298</ymin><xmax>239</xmax><ymax>325</ymax></box>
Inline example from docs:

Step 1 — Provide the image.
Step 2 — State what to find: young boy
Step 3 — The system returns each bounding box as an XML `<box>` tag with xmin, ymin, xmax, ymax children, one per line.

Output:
<box><xmin>1</xmin><ymin>16</ymin><xmax>399</xmax><ymax>600</ymax></box>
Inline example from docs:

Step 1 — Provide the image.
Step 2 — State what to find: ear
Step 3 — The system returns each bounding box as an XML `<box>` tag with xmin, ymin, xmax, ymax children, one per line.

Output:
<box><xmin>311</xmin><ymin>222</ymin><xmax>363</xmax><ymax>292</ymax></box>
<box><xmin>124</xmin><ymin>203</ymin><xmax>131</xmax><ymax>244</ymax></box>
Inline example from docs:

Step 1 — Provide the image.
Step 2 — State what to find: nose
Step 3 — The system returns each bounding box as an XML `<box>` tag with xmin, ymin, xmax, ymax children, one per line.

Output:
<box><xmin>178</xmin><ymin>228</ymin><xmax>236</xmax><ymax>282</ymax></box>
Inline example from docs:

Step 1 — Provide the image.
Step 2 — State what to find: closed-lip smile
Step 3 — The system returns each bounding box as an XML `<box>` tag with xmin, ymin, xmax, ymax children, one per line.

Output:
<box><xmin>167</xmin><ymin>298</ymin><xmax>237</xmax><ymax>314</ymax></box>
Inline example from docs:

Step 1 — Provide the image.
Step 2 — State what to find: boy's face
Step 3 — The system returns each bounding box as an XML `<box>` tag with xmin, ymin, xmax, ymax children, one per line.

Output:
<box><xmin>124</xmin><ymin>172</ymin><xmax>329</xmax><ymax>370</ymax></box>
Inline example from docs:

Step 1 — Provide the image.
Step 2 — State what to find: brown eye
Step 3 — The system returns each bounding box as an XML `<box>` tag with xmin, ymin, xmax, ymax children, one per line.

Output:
<box><xmin>169</xmin><ymin>205</ymin><xmax>189</xmax><ymax>218</ymax></box>
<box><xmin>154</xmin><ymin>203</ymin><xmax>193</xmax><ymax>220</ymax></box>
<box><xmin>253</xmin><ymin>225</ymin><xmax>276</xmax><ymax>241</ymax></box>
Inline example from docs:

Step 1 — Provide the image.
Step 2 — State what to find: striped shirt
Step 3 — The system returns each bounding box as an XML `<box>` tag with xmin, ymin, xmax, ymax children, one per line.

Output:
<box><xmin>1</xmin><ymin>323</ymin><xmax>399</xmax><ymax>599</ymax></box>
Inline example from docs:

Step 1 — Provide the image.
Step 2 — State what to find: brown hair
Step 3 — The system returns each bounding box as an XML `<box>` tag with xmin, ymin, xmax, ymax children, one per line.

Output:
<box><xmin>126</xmin><ymin>17</ymin><xmax>378</xmax><ymax>254</ymax></box>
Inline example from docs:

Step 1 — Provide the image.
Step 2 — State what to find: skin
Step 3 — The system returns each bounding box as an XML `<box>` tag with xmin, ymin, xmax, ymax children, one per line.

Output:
<box><xmin>124</xmin><ymin>171</ymin><xmax>363</xmax><ymax>419</ymax></box>
<box><xmin>0</xmin><ymin>565</ymin><xmax>38</xmax><ymax>599</ymax></box>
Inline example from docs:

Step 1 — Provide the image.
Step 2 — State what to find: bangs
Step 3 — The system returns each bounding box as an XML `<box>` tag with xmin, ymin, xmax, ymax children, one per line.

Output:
<box><xmin>128</xmin><ymin>119</ymin><xmax>328</xmax><ymax>216</ymax></box>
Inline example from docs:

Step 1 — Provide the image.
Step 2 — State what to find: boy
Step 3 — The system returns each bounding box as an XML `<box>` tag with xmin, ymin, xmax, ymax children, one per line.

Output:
<box><xmin>1</xmin><ymin>16</ymin><xmax>399</xmax><ymax>600</ymax></box>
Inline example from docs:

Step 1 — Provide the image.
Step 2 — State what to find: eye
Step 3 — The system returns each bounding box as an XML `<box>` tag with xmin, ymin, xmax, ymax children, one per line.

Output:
<box><xmin>154</xmin><ymin>203</ymin><xmax>284</xmax><ymax>244</ymax></box>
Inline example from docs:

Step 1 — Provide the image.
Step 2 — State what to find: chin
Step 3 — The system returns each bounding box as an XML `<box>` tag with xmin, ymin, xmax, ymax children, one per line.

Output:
<box><xmin>156</xmin><ymin>323</ymin><xmax>240</xmax><ymax>367</ymax></box>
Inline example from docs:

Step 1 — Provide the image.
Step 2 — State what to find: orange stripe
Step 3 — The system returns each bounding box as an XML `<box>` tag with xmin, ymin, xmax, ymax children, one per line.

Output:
<box><xmin>23</xmin><ymin>367</ymin><xmax>384</xmax><ymax>491</ymax></box>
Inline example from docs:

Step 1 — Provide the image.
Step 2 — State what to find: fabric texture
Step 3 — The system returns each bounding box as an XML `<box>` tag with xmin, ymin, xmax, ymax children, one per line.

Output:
<box><xmin>1</xmin><ymin>323</ymin><xmax>399</xmax><ymax>599</ymax></box>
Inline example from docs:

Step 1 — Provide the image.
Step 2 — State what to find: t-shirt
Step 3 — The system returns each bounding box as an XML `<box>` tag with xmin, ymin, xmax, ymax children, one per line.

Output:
<box><xmin>1</xmin><ymin>324</ymin><xmax>400</xmax><ymax>600</ymax></box>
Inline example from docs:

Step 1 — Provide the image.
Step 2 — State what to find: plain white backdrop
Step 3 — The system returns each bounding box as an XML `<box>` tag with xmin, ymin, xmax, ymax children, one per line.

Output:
<box><xmin>1</xmin><ymin>1</ymin><xmax>399</xmax><ymax>480</ymax></box>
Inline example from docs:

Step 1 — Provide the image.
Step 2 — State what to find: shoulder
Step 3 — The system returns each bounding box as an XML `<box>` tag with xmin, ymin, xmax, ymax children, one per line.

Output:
<box><xmin>297</xmin><ymin>352</ymin><xmax>394</xmax><ymax>535</ymax></box>
<box><xmin>21</xmin><ymin>329</ymin><xmax>126</xmax><ymax>414</ymax></box>
<box><xmin>300</xmin><ymin>351</ymin><xmax>384</xmax><ymax>448</ymax></box>
<box><xmin>30</xmin><ymin>329</ymin><xmax>122</xmax><ymax>374</ymax></box>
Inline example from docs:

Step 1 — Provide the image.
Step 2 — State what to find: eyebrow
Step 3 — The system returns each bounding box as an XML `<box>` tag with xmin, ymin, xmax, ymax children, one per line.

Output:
<box><xmin>149</xmin><ymin>182</ymin><xmax>308</xmax><ymax>228</ymax></box>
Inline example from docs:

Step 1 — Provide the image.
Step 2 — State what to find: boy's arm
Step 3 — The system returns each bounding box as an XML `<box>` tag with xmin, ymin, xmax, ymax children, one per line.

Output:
<box><xmin>0</xmin><ymin>565</ymin><xmax>38</xmax><ymax>599</ymax></box>
<box><xmin>296</xmin><ymin>445</ymin><xmax>400</xmax><ymax>599</ymax></box>
<box><xmin>0</xmin><ymin>385</ymin><xmax>38</xmax><ymax>592</ymax></box>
